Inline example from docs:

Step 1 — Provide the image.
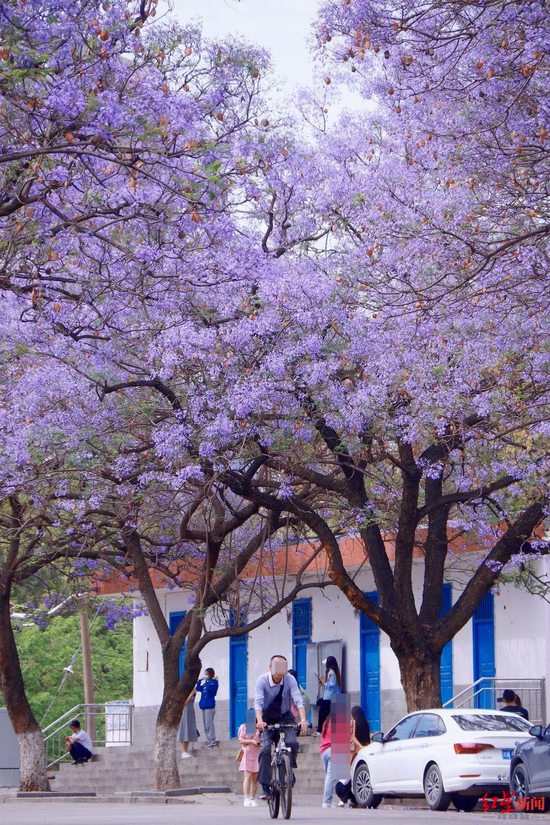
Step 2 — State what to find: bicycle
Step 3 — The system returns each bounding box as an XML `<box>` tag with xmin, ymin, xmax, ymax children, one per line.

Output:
<box><xmin>265</xmin><ymin>724</ymin><xmax>298</xmax><ymax>820</ymax></box>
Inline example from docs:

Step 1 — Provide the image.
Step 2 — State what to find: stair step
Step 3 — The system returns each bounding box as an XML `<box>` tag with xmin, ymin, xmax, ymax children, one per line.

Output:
<box><xmin>53</xmin><ymin>739</ymin><xmax>327</xmax><ymax>796</ymax></box>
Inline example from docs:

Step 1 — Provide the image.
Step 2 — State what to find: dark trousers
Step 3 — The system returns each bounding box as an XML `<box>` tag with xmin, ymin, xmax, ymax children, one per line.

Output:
<box><xmin>335</xmin><ymin>780</ymin><xmax>356</xmax><ymax>805</ymax></box>
<box><xmin>70</xmin><ymin>742</ymin><xmax>92</xmax><ymax>763</ymax></box>
<box><xmin>258</xmin><ymin>714</ymin><xmax>299</xmax><ymax>788</ymax></box>
<box><xmin>317</xmin><ymin>699</ymin><xmax>331</xmax><ymax>732</ymax></box>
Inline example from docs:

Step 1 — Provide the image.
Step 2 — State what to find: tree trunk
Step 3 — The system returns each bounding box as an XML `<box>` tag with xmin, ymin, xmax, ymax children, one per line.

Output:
<box><xmin>394</xmin><ymin>644</ymin><xmax>443</xmax><ymax>712</ymax></box>
<box><xmin>0</xmin><ymin>595</ymin><xmax>50</xmax><ymax>791</ymax></box>
<box><xmin>153</xmin><ymin>713</ymin><xmax>181</xmax><ymax>791</ymax></box>
<box><xmin>153</xmin><ymin>650</ymin><xmax>201</xmax><ymax>791</ymax></box>
<box><xmin>79</xmin><ymin>603</ymin><xmax>96</xmax><ymax>743</ymax></box>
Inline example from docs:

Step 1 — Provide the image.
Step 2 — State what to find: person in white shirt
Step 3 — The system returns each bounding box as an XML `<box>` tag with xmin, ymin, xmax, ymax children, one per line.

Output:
<box><xmin>65</xmin><ymin>720</ymin><xmax>93</xmax><ymax>765</ymax></box>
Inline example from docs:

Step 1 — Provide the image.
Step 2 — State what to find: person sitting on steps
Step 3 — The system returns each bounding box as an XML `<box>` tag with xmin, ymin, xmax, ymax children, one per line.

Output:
<box><xmin>65</xmin><ymin>719</ymin><xmax>93</xmax><ymax>766</ymax></box>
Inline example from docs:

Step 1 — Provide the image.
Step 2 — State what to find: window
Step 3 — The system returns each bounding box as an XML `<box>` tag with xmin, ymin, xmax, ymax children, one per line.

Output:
<box><xmin>385</xmin><ymin>714</ymin><xmax>421</xmax><ymax>742</ymax></box>
<box><xmin>452</xmin><ymin>714</ymin><xmax>532</xmax><ymax>733</ymax></box>
<box><xmin>412</xmin><ymin>714</ymin><xmax>446</xmax><ymax>738</ymax></box>
<box><xmin>292</xmin><ymin>599</ymin><xmax>312</xmax><ymax>640</ymax></box>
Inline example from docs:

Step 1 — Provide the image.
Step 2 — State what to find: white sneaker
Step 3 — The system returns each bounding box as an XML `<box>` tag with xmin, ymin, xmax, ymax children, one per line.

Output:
<box><xmin>248</xmin><ymin>799</ymin><xmax>258</xmax><ymax>807</ymax></box>
<box><xmin>243</xmin><ymin>797</ymin><xmax>251</xmax><ymax>807</ymax></box>
<box><xmin>338</xmin><ymin>801</ymin><xmax>345</xmax><ymax>807</ymax></box>
<box><xmin>322</xmin><ymin>802</ymin><xmax>335</xmax><ymax>808</ymax></box>
<box><xmin>181</xmin><ymin>752</ymin><xmax>192</xmax><ymax>759</ymax></box>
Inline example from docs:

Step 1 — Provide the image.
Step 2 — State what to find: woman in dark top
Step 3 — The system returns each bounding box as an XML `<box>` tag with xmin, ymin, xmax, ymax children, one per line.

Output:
<box><xmin>335</xmin><ymin>706</ymin><xmax>371</xmax><ymax>807</ymax></box>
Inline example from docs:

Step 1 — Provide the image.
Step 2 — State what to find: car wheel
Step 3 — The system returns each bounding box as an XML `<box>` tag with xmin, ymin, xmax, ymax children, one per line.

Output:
<box><xmin>452</xmin><ymin>794</ymin><xmax>478</xmax><ymax>812</ymax></box>
<box><xmin>510</xmin><ymin>763</ymin><xmax>547</xmax><ymax>812</ymax></box>
<box><xmin>424</xmin><ymin>763</ymin><xmax>452</xmax><ymax>812</ymax></box>
<box><xmin>352</xmin><ymin>762</ymin><xmax>382</xmax><ymax>809</ymax></box>
<box><xmin>511</xmin><ymin>763</ymin><xmax>529</xmax><ymax>812</ymax></box>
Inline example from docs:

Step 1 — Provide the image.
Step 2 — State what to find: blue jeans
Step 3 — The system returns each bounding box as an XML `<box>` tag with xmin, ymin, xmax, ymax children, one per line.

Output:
<box><xmin>321</xmin><ymin>748</ymin><xmax>335</xmax><ymax>805</ymax></box>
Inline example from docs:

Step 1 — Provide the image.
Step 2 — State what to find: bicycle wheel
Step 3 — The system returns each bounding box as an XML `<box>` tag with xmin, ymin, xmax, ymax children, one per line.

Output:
<box><xmin>268</xmin><ymin>785</ymin><xmax>280</xmax><ymax>819</ymax></box>
<box><xmin>279</xmin><ymin>752</ymin><xmax>293</xmax><ymax>820</ymax></box>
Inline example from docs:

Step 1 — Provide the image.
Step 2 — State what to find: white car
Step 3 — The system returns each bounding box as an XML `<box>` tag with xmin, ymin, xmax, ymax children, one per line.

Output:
<box><xmin>351</xmin><ymin>708</ymin><xmax>532</xmax><ymax>811</ymax></box>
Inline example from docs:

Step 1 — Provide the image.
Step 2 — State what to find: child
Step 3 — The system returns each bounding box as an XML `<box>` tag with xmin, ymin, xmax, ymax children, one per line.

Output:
<box><xmin>238</xmin><ymin>717</ymin><xmax>260</xmax><ymax>807</ymax></box>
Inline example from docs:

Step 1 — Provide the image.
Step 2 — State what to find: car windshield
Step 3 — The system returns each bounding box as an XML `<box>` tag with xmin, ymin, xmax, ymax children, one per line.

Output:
<box><xmin>452</xmin><ymin>714</ymin><xmax>532</xmax><ymax>733</ymax></box>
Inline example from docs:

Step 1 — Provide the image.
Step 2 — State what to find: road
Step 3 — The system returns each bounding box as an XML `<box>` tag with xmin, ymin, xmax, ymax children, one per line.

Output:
<box><xmin>1</xmin><ymin>796</ymin><xmax>543</xmax><ymax>825</ymax></box>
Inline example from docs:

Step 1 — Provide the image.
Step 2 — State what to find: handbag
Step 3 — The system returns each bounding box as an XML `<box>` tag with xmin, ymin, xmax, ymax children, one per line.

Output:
<box><xmin>236</xmin><ymin>748</ymin><xmax>244</xmax><ymax>762</ymax></box>
<box><xmin>263</xmin><ymin>683</ymin><xmax>285</xmax><ymax>724</ymax></box>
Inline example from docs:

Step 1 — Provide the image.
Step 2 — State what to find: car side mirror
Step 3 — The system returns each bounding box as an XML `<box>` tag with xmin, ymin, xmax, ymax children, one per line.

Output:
<box><xmin>371</xmin><ymin>732</ymin><xmax>384</xmax><ymax>743</ymax></box>
<box><xmin>530</xmin><ymin>725</ymin><xmax>543</xmax><ymax>738</ymax></box>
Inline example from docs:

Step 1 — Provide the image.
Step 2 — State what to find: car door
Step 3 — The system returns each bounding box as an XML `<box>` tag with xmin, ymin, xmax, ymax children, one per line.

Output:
<box><xmin>404</xmin><ymin>713</ymin><xmax>447</xmax><ymax>791</ymax></box>
<box><xmin>374</xmin><ymin>714</ymin><xmax>423</xmax><ymax>791</ymax></box>
<box><xmin>529</xmin><ymin>725</ymin><xmax>550</xmax><ymax>791</ymax></box>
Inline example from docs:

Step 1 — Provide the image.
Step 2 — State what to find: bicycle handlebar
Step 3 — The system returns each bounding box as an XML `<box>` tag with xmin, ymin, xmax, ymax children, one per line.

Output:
<box><xmin>264</xmin><ymin>724</ymin><xmax>300</xmax><ymax>732</ymax></box>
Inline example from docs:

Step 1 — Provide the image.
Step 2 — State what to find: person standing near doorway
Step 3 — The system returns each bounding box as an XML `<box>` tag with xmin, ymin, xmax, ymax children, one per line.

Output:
<box><xmin>316</xmin><ymin>656</ymin><xmax>341</xmax><ymax>734</ymax></box>
<box><xmin>197</xmin><ymin>667</ymin><xmax>218</xmax><ymax>748</ymax></box>
<box><xmin>177</xmin><ymin>687</ymin><xmax>198</xmax><ymax>758</ymax></box>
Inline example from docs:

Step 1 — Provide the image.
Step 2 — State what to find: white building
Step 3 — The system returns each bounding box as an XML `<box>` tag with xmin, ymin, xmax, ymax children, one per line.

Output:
<box><xmin>118</xmin><ymin>541</ymin><xmax>550</xmax><ymax>748</ymax></box>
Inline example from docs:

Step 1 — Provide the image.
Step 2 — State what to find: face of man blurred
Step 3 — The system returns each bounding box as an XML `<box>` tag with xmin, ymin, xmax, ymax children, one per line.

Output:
<box><xmin>270</xmin><ymin>657</ymin><xmax>287</xmax><ymax>684</ymax></box>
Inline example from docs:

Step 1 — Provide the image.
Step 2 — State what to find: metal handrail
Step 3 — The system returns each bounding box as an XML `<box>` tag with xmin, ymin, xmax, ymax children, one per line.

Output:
<box><xmin>442</xmin><ymin>678</ymin><xmax>487</xmax><ymax>707</ymax></box>
<box><xmin>442</xmin><ymin>678</ymin><xmax>546</xmax><ymax>725</ymax></box>
<box><xmin>43</xmin><ymin>704</ymin><xmax>86</xmax><ymax>735</ymax></box>
<box><xmin>43</xmin><ymin>702</ymin><xmax>133</xmax><ymax>769</ymax></box>
<box><xmin>452</xmin><ymin>685</ymin><xmax>488</xmax><ymax>710</ymax></box>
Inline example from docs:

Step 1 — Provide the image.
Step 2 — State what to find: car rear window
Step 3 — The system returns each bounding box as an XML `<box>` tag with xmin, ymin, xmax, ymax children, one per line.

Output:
<box><xmin>451</xmin><ymin>714</ymin><xmax>531</xmax><ymax>732</ymax></box>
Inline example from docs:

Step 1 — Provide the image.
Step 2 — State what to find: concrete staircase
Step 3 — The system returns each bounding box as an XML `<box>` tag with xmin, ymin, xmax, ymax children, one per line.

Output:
<box><xmin>52</xmin><ymin>737</ymin><xmax>327</xmax><ymax>797</ymax></box>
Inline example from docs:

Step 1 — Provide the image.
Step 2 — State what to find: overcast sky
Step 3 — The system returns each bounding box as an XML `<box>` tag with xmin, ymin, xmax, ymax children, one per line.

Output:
<box><xmin>171</xmin><ymin>0</ymin><xmax>323</xmax><ymax>91</ymax></box>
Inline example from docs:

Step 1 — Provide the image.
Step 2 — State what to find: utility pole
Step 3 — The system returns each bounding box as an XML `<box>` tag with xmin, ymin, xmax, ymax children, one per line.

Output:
<box><xmin>78</xmin><ymin>601</ymin><xmax>96</xmax><ymax>743</ymax></box>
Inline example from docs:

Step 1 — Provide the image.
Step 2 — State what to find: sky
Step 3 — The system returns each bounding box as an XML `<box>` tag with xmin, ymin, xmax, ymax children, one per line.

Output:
<box><xmin>171</xmin><ymin>0</ymin><xmax>324</xmax><ymax>91</ymax></box>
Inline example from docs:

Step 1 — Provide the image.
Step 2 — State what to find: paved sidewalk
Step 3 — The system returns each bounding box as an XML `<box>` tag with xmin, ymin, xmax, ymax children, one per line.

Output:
<box><xmin>0</xmin><ymin>795</ymin><xmax>544</xmax><ymax>824</ymax></box>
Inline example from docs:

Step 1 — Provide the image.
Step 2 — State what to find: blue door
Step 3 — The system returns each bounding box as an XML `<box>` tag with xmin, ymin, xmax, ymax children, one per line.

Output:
<box><xmin>169</xmin><ymin>611</ymin><xmax>187</xmax><ymax>678</ymax></box>
<box><xmin>473</xmin><ymin>591</ymin><xmax>495</xmax><ymax>709</ymax></box>
<box><xmin>292</xmin><ymin>599</ymin><xmax>312</xmax><ymax>689</ymax></box>
<box><xmin>229</xmin><ymin>622</ymin><xmax>248</xmax><ymax>739</ymax></box>
<box><xmin>360</xmin><ymin>591</ymin><xmax>381</xmax><ymax>732</ymax></box>
<box><xmin>440</xmin><ymin>584</ymin><xmax>453</xmax><ymax>706</ymax></box>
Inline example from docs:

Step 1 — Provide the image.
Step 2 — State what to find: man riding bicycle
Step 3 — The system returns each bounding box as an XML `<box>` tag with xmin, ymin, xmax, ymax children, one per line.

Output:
<box><xmin>254</xmin><ymin>655</ymin><xmax>308</xmax><ymax>799</ymax></box>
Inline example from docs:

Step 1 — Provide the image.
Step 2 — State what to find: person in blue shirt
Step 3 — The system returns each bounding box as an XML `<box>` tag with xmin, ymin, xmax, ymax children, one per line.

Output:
<box><xmin>196</xmin><ymin>667</ymin><xmax>219</xmax><ymax>748</ymax></box>
<box><xmin>316</xmin><ymin>656</ymin><xmax>341</xmax><ymax>734</ymax></box>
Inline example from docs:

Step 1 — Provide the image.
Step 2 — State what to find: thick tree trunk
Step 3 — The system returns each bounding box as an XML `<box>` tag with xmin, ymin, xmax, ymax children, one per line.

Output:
<box><xmin>153</xmin><ymin>650</ymin><xmax>201</xmax><ymax>791</ymax></box>
<box><xmin>0</xmin><ymin>595</ymin><xmax>50</xmax><ymax>791</ymax></box>
<box><xmin>394</xmin><ymin>644</ymin><xmax>443</xmax><ymax>712</ymax></box>
<box><xmin>153</xmin><ymin>714</ymin><xmax>181</xmax><ymax>791</ymax></box>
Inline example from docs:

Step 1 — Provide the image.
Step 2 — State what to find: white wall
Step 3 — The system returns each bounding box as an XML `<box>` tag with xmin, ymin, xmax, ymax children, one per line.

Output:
<box><xmin>133</xmin><ymin>609</ymin><xmax>164</xmax><ymax>707</ymax></box>
<box><xmin>132</xmin><ymin>560</ymin><xmax>549</xmax><ymax>714</ymax></box>
<box><xmin>132</xmin><ymin>588</ymin><xmax>232</xmax><ymax>706</ymax></box>
<box><xmin>248</xmin><ymin>606</ymin><xmax>292</xmax><ymax>694</ymax></box>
